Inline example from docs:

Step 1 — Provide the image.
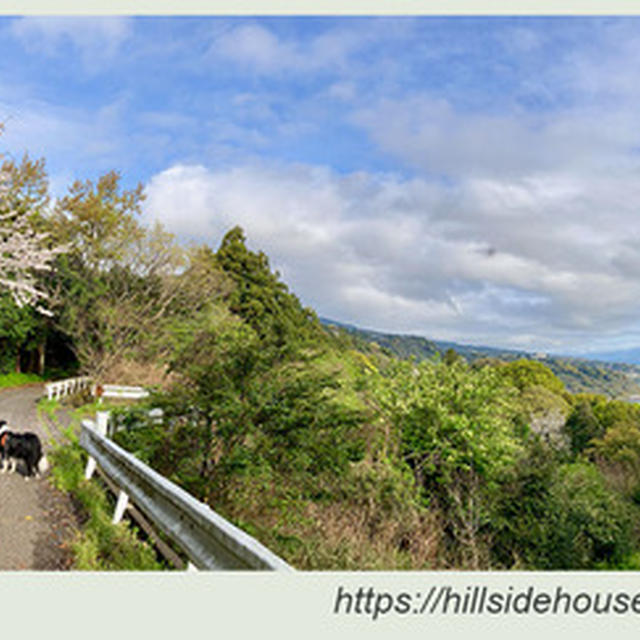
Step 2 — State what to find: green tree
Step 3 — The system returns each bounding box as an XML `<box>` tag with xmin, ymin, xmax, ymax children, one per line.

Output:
<box><xmin>563</xmin><ymin>398</ymin><xmax>604</xmax><ymax>456</ymax></box>
<box><xmin>443</xmin><ymin>347</ymin><xmax>462</xmax><ymax>366</ymax></box>
<box><xmin>370</xmin><ymin>358</ymin><xmax>521</xmax><ymax>567</ymax></box>
<box><xmin>50</xmin><ymin>171</ymin><xmax>145</xmax><ymax>272</ymax></box>
<box><xmin>497</xmin><ymin>359</ymin><xmax>566</xmax><ymax>395</ymax></box>
<box><xmin>490</xmin><ymin>438</ymin><xmax>558</xmax><ymax>568</ymax></box>
<box><xmin>215</xmin><ymin>226</ymin><xmax>322</xmax><ymax>356</ymax></box>
<box><xmin>0</xmin><ymin>293</ymin><xmax>37</xmax><ymax>372</ymax></box>
<box><xmin>589</xmin><ymin>421</ymin><xmax>640</xmax><ymax>498</ymax></box>
<box><xmin>47</xmin><ymin>173</ymin><xmax>218</xmax><ymax>377</ymax></box>
<box><xmin>545</xmin><ymin>463</ymin><xmax>634</xmax><ymax>569</ymax></box>
<box><xmin>491</xmin><ymin>453</ymin><xmax>634</xmax><ymax>569</ymax></box>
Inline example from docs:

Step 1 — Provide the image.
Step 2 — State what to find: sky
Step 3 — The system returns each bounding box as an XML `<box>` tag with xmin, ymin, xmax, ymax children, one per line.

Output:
<box><xmin>1</xmin><ymin>15</ymin><xmax>640</xmax><ymax>355</ymax></box>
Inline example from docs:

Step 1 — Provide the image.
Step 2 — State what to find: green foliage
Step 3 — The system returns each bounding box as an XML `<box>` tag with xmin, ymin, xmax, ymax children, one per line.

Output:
<box><xmin>497</xmin><ymin>359</ymin><xmax>566</xmax><ymax>395</ymax></box>
<box><xmin>126</xmin><ymin>342</ymin><xmax>368</xmax><ymax>499</ymax></box>
<box><xmin>340</xmin><ymin>322</ymin><xmax>640</xmax><ymax>398</ymax></box>
<box><xmin>51</xmin><ymin>170</ymin><xmax>145</xmax><ymax>272</ymax></box>
<box><xmin>587</xmin><ymin>421</ymin><xmax>640</xmax><ymax>499</ymax></box>
<box><xmin>490</xmin><ymin>439</ymin><xmax>558</xmax><ymax>568</ymax></box>
<box><xmin>371</xmin><ymin>358</ymin><xmax>521</xmax><ymax>490</ymax></box>
<box><xmin>0</xmin><ymin>371</ymin><xmax>43</xmax><ymax>387</ymax></box>
<box><xmin>48</xmin><ymin>431</ymin><xmax>163</xmax><ymax>570</ymax></box>
<box><xmin>590</xmin><ymin>421</ymin><xmax>640</xmax><ymax>471</ymax></box>
<box><xmin>443</xmin><ymin>347</ymin><xmax>462</xmax><ymax>366</ymax></box>
<box><xmin>545</xmin><ymin>463</ymin><xmax>635</xmax><ymax>569</ymax></box>
<box><xmin>564</xmin><ymin>398</ymin><xmax>604</xmax><ymax>456</ymax></box>
<box><xmin>0</xmin><ymin>152</ymin><xmax>49</xmax><ymax>220</ymax></box>
<box><xmin>491</xmin><ymin>447</ymin><xmax>635</xmax><ymax>569</ymax></box>
<box><xmin>215</xmin><ymin>226</ymin><xmax>323</xmax><ymax>356</ymax></box>
<box><xmin>0</xmin><ymin>293</ymin><xmax>38</xmax><ymax>369</ymax></box>
<box><xmin>591</xmin><ymin>396</ymin><xmax>640</xmax><ymax>430</ymax></box>
<box><xmin>47</xmin><ymin>174</ymin><xmax>221</xmax><ymax>377</ymax></box>
<box><xmin>368</xmin><ymin>358</ymin><xmax>524</xmax><ymax>567</ymax></box>
<box><xmin>51</xmin><ymin>252</ymin><xmax>111</xmax><ymax>367</ymax></box>
<box><xmin>252</xmin><ymin>361</ymin><xmax>367</xmax><ymax>479</ymax></box>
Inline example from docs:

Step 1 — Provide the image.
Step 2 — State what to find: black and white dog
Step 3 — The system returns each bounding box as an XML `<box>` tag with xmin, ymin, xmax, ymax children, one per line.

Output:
<box><xmin>0</xmin><ymin>420</ymin><xmax>49</xmax><ymax>479</ymax></box>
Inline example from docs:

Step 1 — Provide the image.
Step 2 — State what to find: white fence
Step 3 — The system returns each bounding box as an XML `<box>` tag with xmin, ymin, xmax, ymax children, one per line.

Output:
<box><xmin>95</xmin><ymin>385</ymin><xmax>150</xmax><ymax>403</ymax></box>
<box><xmin>80</xmin><ymin>415</ymin><xmax>294</xmax><ymax>572</ymax></box>
<box><xmin>45</xmin><ymin>377</ymin><xmax>92</xmax><ymax>400</ymax></box>
<box><xmin>44</xmin><ymin>378</ymin><xmax>149</xmax><ymax>403</ymax></box>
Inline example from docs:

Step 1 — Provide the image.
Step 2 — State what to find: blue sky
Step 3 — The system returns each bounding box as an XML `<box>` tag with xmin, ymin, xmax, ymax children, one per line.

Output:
<box><xmin>2</xmin><ymin>15</ymin><xmax>640</xmax><ymax>354</ymax></box>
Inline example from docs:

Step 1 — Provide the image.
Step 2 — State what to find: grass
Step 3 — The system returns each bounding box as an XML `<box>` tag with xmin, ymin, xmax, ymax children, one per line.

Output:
<box><xmin>47</xmin><ymin>423</ymin><xmax>166</xmax><ymax>571</ymax></box>
<box><xmin>0</xmin><ymin>372</ymin><xmax>43</xmax><ymax>388</ymax></box>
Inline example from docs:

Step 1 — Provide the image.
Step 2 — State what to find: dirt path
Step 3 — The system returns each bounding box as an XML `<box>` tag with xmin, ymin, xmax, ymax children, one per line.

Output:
<box><xmin>0</xmin><ymin>384</ymin><xmax>77</xmax><ymax>570</ymax></box>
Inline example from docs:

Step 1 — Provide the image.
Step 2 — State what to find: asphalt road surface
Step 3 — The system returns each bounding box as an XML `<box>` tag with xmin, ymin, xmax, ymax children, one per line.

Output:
<box><xmin>0</xmin><ymin>384</ymin><xmax>77</xmax><ymax>570</ymax></box>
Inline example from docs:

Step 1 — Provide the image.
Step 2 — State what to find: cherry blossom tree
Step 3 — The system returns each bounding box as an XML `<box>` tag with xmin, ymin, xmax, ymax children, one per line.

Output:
<box><xmin>0</xmin><ymin>160</ymin><xmax>65</xmax><ymax>315</ymax></box>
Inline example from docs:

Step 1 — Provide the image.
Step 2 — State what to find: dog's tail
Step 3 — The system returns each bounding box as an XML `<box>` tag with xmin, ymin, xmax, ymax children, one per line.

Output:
<box><xmin>38</xmin><ymin>455</ymin><xmax>49</xmax><ymax>474</ymax></box>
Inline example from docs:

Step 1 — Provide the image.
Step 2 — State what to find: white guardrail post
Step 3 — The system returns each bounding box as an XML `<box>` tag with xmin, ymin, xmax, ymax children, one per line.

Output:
<box><xmin>79</xmin><ymin>417</ymin><xmax>294</xmax><ymax>571</ymax></box>
<box><xmin>84</xmin><ymin>411</ymin><xmax>109</xmax><ymax>480</ymax></box>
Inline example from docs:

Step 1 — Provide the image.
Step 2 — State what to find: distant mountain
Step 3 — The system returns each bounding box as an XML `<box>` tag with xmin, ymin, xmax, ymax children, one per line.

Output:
<box><xmin>320</xmin><ymin>318</ymin><xmax>640</xmax><ymax>399</ymax></box>
<box><xmin>579</xmin><ymin>347</ymin><xmax>640</xmax><ymax>366</ymax></box>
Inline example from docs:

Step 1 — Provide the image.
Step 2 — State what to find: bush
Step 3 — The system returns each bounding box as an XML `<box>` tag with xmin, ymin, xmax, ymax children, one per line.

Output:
<box><xmin>491</xmin><ymin>453</ymin><xmax>635</xmax><ymax>569</ymax></box>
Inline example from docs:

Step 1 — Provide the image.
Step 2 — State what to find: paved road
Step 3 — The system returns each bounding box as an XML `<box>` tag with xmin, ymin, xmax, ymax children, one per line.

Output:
<box><xmin>0</xmin><ymin>384</ymin><xmax>77</xmax><ymax>570</ymax></box>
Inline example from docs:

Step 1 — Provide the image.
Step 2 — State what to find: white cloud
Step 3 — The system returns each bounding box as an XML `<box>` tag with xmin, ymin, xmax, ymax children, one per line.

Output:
<box><xmin>143</xmin><ymin>159</ymin><xmax>640</xmax><ymax>352</ymax></box>
<box><xmin>213</xmin><ymin>24</ymin><xmax>289</xmax><ymax>72</ymax></box>
<box><xmin>210</xmin><ymin>21</ymin><xmax>395</xmax><ymax>75</ymax></box>
<box><xmin>10</xmin><ymin>17</ymin><xmax>132</xmax><ymax>67</ymax></box>
<box><xmin>352</xmin><ymin>95</ymin><xmax>640</xmax><ymax>180</ymax></box>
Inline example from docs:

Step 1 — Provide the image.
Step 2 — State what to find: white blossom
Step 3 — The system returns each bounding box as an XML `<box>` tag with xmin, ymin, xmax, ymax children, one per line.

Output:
<box><xmin>0</xmin><ymin>168</ymin><xmax>65</xmax><ymax>315</ymax></box>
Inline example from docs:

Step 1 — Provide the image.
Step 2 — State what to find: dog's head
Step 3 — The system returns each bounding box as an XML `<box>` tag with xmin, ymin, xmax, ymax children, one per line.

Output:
<box><xmin>0</xmin><ymin>422</ymin><xmax>12</xmax><ymax>451</ymax></box>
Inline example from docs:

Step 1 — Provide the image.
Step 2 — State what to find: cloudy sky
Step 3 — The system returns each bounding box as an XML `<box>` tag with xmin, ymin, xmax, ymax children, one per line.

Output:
<box><xmin>2</xmin><ymin>15</ymin><xmax>640</xmax><ymax>355</ymax></box>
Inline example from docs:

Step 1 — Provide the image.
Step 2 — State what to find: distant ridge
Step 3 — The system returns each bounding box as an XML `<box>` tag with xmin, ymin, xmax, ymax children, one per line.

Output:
<box><xmin>320</xmin><ymin>317</ymin><xmax>536</xmax><ymax>361</ymax></box>
<box><xmin>320</xmin><ymin>317</ymin><xmax>640</xmax><ymax>398</ymax></box>
<box><xmin>579</xmin><ymin>347</ymin><xmax>640</xmax><ymax>366</ymax></box>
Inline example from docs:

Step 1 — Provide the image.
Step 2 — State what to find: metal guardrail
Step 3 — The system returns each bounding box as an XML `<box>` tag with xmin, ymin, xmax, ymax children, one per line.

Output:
<box><xmin>79</xmin><ymin>417</ymin><xmax>294</xmax><ymax>571</ymax></box>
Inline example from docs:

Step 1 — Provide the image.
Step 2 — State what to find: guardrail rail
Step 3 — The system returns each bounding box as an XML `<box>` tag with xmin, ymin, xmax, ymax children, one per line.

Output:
<box><xmin>80</xmin><ymin>416</ymin><xmax>294</xmax><ymax>572</ymax></box>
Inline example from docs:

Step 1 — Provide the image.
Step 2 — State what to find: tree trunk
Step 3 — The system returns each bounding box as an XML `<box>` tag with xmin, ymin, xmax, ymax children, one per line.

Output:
<box><xmin>15</xmin><ymin>349</ymin><xmax>20</xmax><ymax>374</ymax></box>
<box><xmin>37</xmin><ymin>341</ymin><xmax>45</xmax><ymax>376</ymax></box>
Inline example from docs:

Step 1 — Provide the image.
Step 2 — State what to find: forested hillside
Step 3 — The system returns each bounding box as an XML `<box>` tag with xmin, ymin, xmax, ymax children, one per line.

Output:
<box><xmin>4</xmin><ymin>147</ymin><xmax>640</xmax><ymax>570</ymax></box>
<box><xmin>326</xmin><ymin>322</ymin><xmax>640</xmax><ymax>398</ymax></box>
